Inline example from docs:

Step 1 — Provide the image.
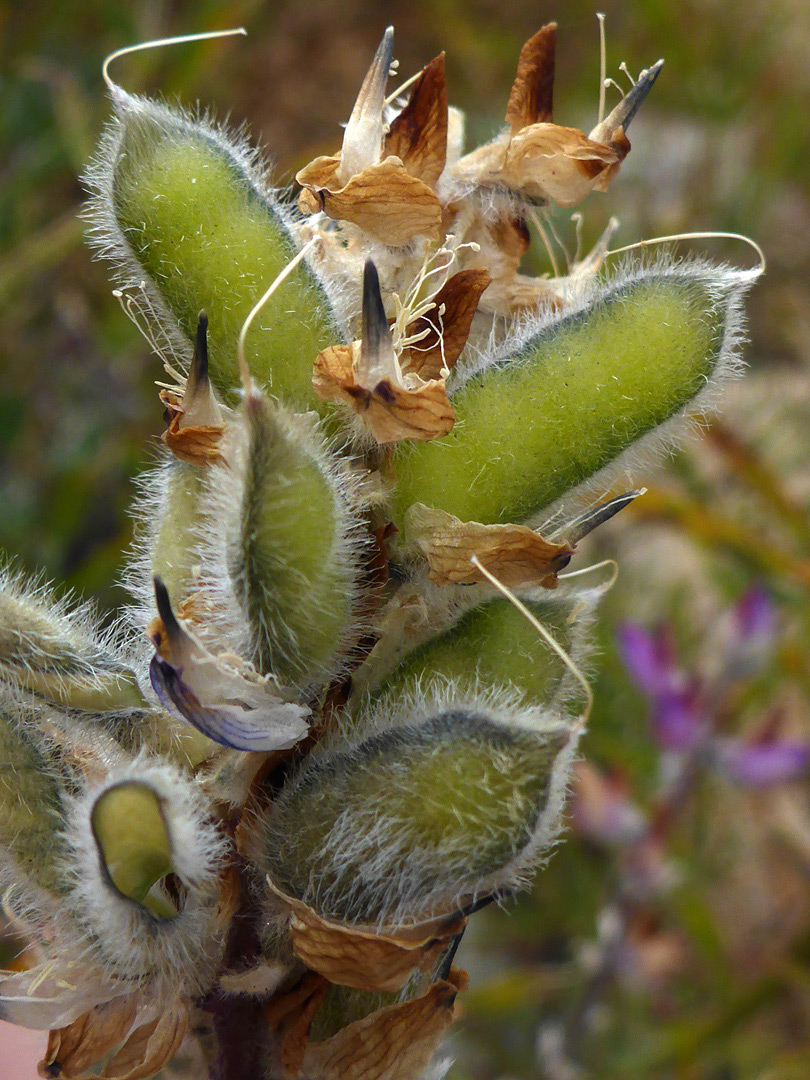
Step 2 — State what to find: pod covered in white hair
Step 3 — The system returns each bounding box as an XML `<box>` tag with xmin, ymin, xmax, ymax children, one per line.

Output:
<box><xmin>84</xmin><ymin>90</ymin><xmax>341</xmax><ymax>407</ymax></box>
<box><xmin>258</xmin><ymin>691</ymin><xmax>579</xmax><ymax>928</ymax></box>
<box><xmin>204</xmin><ymin>388</ymin><xmax>366</xmax><ymax>692</ymax></box>
<box><xmin>63</xmin><ymin>755</ymin><xmax>227</xmax><ymax>986</ymax></box>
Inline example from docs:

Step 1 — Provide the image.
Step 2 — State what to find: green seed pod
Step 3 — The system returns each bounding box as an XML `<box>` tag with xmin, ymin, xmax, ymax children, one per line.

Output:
<box><xmin>0</xmin><ymin>689</ymin><xmax>66</xmax><ymax>896</ymax></box>
<box><xmin>391</xmin><ymin>259</ymin><xmax>758</xmax><ymax>527</ymax></box>
<box><xmin>0</xmin><ymin>565</ymin><xmax>144</xmax><ymax>714</ymax></box>
<box><xmin>212</xmin><ymin>390</ymin><xmax>363</xmax><ymax>689</ymax></box>
<box><xmin>67</xmin><ymin>759</ymin><xmax>226</xmax><ymax>984</ymax></box>
<box><xmin>85</xmin><ymin>93</ymin><xmax>340</xmax><ymax>406</ymax></box>
<box><xmin>260</xmin><ymin>700</ymin><xmax>577</xmax><ymax>926</ymax></box>
<box><xmin>359</xmin><ymin>584</ymin><xmax>599</xmax><ymax>709</ymax></box>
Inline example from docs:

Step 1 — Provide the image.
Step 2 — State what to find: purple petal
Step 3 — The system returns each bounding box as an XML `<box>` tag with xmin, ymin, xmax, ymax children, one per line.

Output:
<box><xmin>734</xmin><ymin>586</ymin><xmax>776</xmax><ymax>643</ymax></box>
<box><xmin>719</xmin><ymin>738</ymin><xmax>810</xmax><ymax>787</ymax></box>
<box><xmin>149</xmin><ymin>655</ymin><xmax>308</xmax><ymax>752</ymax></box>
<box><xmin>652</xmin><ymin>691</ymin><xmax>703</xmax><ymax>752</ymax></box>
<box><xmin>618</xmin><ymin>623</ymin><xmax>680</xmax><ymax>697</ymax></box>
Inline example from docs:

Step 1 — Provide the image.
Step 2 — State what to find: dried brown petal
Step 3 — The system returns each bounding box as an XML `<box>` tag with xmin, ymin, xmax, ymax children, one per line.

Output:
<box><xmin>296</xmin><ymin>157</ymin><xmax>442</xmax><ymax>247</ymax></box>
<box><xmin>159</xmin><ymin>389</ymin><xmax>225</xmax><ymax>467</ymax></box>
<box><xmin>400</xmin><ymin>269</ymin><xmax>492</xmax><ymax>380</ymax></box>
<box><xmin>267</xmin><ymin>879</ymin><xmax>465</xmax><ymax>993</ymax></box>
<box><xmin>453</xmin><ymin>123</ymin><xmax>618</xmax><ymax>209</ymax></box>
<box><xmin>99</xmin><ymin>1001</ymin><xmax>189</xmax><ymax>1080</ymax></box>
<box><xmin>304</xmin><ymin>971</ymin><xmax>466</xmax><ymax>1080</ymax></box>
<box><xmin>40</xmin><ymin>997</ymin><xmax>139</xmax><ymax>1079</ymax></box>
<box><xmin>405</xmin><ymin>504</ymin><xmax>574</xmax><ymax>588</ymax></box>
<box><xmin>313</xmin><ymin>343</ymin><xmax>454</xmax><ymax>444</ymax></box>
<box><xmin>505</xmin><ymin>23</ymin><xmax>557</xmax><ymax>134</ymax></box>
<box><xmin>264</xmin><ymin>971</ymin><xmax>330</xmax><ymax>1078</ymax></box>
<box><xmin>385</xmin><ymin>54</ymin><xmax>448</xmax><ymax>188</ymax></box>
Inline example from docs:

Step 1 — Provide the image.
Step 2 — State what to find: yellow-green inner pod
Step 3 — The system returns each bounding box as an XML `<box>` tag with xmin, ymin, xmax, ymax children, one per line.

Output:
<box><xmin>151</xmin><ymin>459</ymin><xmax>205</xmax><ymax>611</ymax></box>
<box><xmin>233</xmin><ymin>396</ymin><xmax>353</xmax><ymax>687</ymax></box>
<box><xmin>112</xmin><ymin>108</ymin><xmax>337</xmax><ymax>407</ymax></box>
<box><xmin>265</xmin><ymin>713</ymin><xmax>565</xmax><ymax>923</ymax></box>
<box><xmin>91</xmin><ymin>781</ymin><xmax>178</xmax><ymax>918</ymax></box>
<box><xmin>392</xmin><ymin>275</ymin><xmax>725</xmax><ymax>526</ymax></box>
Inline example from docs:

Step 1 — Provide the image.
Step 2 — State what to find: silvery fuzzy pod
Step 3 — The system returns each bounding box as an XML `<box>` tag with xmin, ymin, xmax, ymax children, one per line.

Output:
<box><xmin>258</xmin><ymin>691</ymin><xmax>580</xmax><ymax>928</ymax></box>
<box><xmin>83</xmin><ymin>90</ymin><xmax>342</xmax><ymax>408</ymax></box>
<box><xmin>391</xmin><ymin>257</ymin><xmax>760</xmax><ymax>528</ymax></box>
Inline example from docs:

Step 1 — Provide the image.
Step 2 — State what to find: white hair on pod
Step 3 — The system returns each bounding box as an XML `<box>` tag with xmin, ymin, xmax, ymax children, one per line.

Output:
<box><xmin>61</xmin><ymin>753</ymin><xmax>227</xmax><ymax>990</ymax></box>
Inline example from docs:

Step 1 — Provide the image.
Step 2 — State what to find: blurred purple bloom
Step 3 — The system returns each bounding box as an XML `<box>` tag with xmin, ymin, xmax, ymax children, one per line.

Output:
<box><xmin>619</xmin><ymin>623</ymin><xmax>703</xmax><ymax>751</ymax></box>
<box><xmin>718</xmin><ymin>738</ymin><xmax>810</xmax><ymax>787</ymax></box>
<box><xmin>733</xmin><ymin>586</ymin><xmax>776</xmax><ymax>643</ymax></box>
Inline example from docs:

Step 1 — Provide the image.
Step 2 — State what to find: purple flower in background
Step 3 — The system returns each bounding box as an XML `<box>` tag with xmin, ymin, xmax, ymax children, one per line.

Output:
<box><xmin>717</xmin><ymin>737</ymin><xmax>810</xmax><ymax>787</ymax></box>
<box><xmin>734</xmin><ymin>586</ymin><xmax>777</xmax><ymax>643</ymax></box>
<box><xmin>618</xmin><ymin>623</ymin><xmax>703</xmax><ymax>751</ymax></box>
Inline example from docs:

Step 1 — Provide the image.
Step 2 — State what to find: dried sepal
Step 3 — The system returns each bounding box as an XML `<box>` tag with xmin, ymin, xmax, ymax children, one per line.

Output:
<box><xmin>313</xmin><ymin>262</ymin><xmax>454</xmax><ymax>443</ymax></box>
<box><xmin>267</xmin><ymin>878</ymin><xmax>465</xmax><ymax>993</ymax></box>
<box><xmin>505</xmin><ymin>23</ymin><xmax>557</xmax><ymax>133</ymax></box>
<box><xmin>40</xmin><ymin>996</ymin><xmax>140</xmax><ymax>1080</ymax></box>
<box><xmin>264</xmin><ymin>971</ymin><xmax>330</xmax><ymax>1078</ymax></box>
<box><xmin>99</xmin><ymin>1001</ymin><xmax>188</xmax><ymax>1080</ymax></box>
<box><xmin>302</xmin><ymin>971</ymin><xmax>466</xmax><ymax>1080</ymax></box>
<box><xmin>148</xmin><ymin>579</ymin><xmax>309</xmax><ymax>752</ymax></box>
<box><xmin>405</xmin><ymin>503</ymin><xmax>574</xmax><ymax>588</ymax></box>
<box><xmin>384</xmin><ymin>53</ymin><xmax>448</xmax><ymax>189</ymax></box>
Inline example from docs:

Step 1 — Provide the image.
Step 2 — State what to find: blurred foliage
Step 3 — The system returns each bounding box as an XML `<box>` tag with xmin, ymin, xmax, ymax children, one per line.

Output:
<box><xmin>1</xmin><ymin>1</ymin><xmax>809</xmax><ymax>1077</ymax></box>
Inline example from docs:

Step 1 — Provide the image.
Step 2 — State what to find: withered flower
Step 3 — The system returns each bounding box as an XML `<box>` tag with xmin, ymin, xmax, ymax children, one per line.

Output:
<box><xmin>160</xmin><ymin>312</ymin><xmax>225</xmax><ymax>466</ymax></box>
<box><xmin>313</xmin><ymin>260</ymin><xmax>488</xmax><ymax>444</ymax></box>
<box><xmin>451</xmin><ymin>23</ymin><xmax>662</xmax><ymax>208</ymax></box>
<box><xmin>297</xmin><ymin>30</ymin><xmax>444</xmax><ymax>247</ymax></box>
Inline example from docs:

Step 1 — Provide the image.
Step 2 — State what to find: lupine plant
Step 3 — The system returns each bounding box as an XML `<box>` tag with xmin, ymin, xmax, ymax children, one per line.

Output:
<box><xmin>0</xmin><ymin>20</ymin><xmax>762</xmax><ymax>1080</ymax></box>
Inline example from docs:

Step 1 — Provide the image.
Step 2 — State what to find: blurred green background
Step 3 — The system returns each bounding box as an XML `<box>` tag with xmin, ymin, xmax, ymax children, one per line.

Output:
<box><xmin>2</xmin><ymin>1</ymin><xmax>810</xmax><ymax>1077</ymax></box>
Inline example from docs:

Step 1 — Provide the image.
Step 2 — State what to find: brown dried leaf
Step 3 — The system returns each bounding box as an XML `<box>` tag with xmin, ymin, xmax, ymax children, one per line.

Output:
<box><xmin>385</xmin><ymin>54</ymin><xmax>448</xmax><ymax>188</ymax></box>
<box><xmin>400</xmin><ymin>269</ymin><xmax>491</xmax><ymax>380</ymax></box>
<box><xmin>505</xmin><ymin>23</ymin><xmax>557</xmax><ymax>134</ymax></box>
<box><xmin>99</xmin><ymin>1000</ymin><xmax>189</xmax><ymax>1080</ymax></box>
<box><xmin>40</xmin><ymin>996</ymin><xmax>139</xmax><ymax>1079</ymax></box>
<box><xmin>304</xmin><ymin>971</ymin><xmax>466</xmax><ymax>1080</ymax></box>
<box><xmin>297</xmin><ymin>157</ymin><xmax>442</xmax><ymax>247</ymax></box>
<box><xmin>406</xmin><ymin>504</ymin><xmax>574</xmax><ymax>588</ymax></box>
<box><xmin>268</xmin><ymin>879</ymin><xmax>465</xmax><ymax>993</ymax></box>
<box><xmin>313</xmin><ymin>343</ymin><xmax>454</xmax><ymax>444</ymax></box>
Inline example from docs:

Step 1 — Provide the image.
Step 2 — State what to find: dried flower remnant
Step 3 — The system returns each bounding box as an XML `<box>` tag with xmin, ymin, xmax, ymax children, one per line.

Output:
<box><xmin>0</xmin><ymin>16</ymin><xmax>765</xmax><ymax>1080</ymax></box>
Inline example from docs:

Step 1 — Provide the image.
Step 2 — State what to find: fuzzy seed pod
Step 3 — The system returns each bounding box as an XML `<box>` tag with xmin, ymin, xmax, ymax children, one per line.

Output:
<box><xmin>360</xmin><ymin>584</ymin><xmax>599</xmax><ymax>710</ymax></box>
<box><xmin>391</xmin><ymin>257</ymin><xmax>758</xmax><ymax>526</ymax></box>
<box><xmin>65</xmin><ymin>756</ymin><xmax>228</xmax><ymax>985</ymax></box>
<box><xmin>259</xmin><ymin>697</ymin><xmax>578</xmax><ymax>927</ymax></box>
<box><xmin>0</xmin><ymin>688</ymin><xmax>67</xmax><ymax>897</ymax></box>
<box><xmin>84</xmin><ymin>93</ymin><xmax>340</xmax><ymax>406</ymax></box>
<box><xmin>210</xmin><ymin>390</ymin><xmax>364</xmax><ymax>690</ymax></box>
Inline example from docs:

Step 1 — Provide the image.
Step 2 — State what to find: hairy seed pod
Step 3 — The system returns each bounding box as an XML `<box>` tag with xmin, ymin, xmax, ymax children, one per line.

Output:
<box><xmin>360</xmin><ymin>585</ymin><xmax>599</xmax><ymax>708</ymax></box>
<box><xmin>213</xmin><ymin>391</ymin><xmax>363</xmax><ymax>689</ymax></box>
<box><xmin>260</xmin><ymin>700</ymin><xmax>578</xmax><ymax>926</ymax></box>
<box><xmin>0</xmin><ymin>689</ymin><xmax>67</xmax><ymax>896</ymax></box>
<box><xmin>0</xmin><ymin>565</ymin><xmax>144</xmax><ymax>713</ymax></box>
<box><xmin>391</xmin><ymin>258</ymin><xmax>758</xmax><ymax>526</ymax></box>
<box><xmin>66</xmin><ymin>758</ymin><xmax>227</xmax><ymax>985</ymax></box>
<box><xmin>84</xmin><ymin>93</ymin><xmax>340</xmax><ymax>406</ymax></box>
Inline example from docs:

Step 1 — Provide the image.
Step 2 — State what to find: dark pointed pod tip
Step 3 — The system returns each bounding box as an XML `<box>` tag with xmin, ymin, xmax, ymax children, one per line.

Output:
<box><xmin>362</xmin><ymin>259</ymin><xmax>393</xmax><ymax>358</ymax></box>
<box><xmin>153</xmin><ymin>576</ymin><xmax>182</xmax><ymax>641</ymax></box>
<box><xmin>192</xmin><ymin>311</ymin><xmax>210</xmax><ymax>384</ymax></box>
<box><xmin>620</xmin><ymin>58</ymin><xmax>664</xmax><ymax>133</ymax></box>
<box><xmin>558</xmin><ymin>489</ymin><xmax>645</xmax><ymax>545</ymax></box>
